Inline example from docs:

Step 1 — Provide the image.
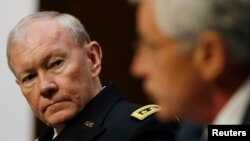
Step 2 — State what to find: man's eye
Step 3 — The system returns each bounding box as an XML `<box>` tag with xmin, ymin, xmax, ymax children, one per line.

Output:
<box><xmin>134</xmin><ymin>38</ymin><xmax>161</xmax><ymax>53</ymax></box>
<box><xmin>22</xmin><ymin>74</ymin><xmax>36</xmax><ymax>83</ymax></box>
<box><xmin>49</xmin><ymin>59</ymin><xmax>63</xmax><ymax>68</ymax></box>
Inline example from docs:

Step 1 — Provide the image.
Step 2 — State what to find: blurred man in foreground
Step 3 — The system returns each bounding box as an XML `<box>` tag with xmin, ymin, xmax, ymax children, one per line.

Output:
<box><xmin>130</xmin><ymin>0</ymin><xmax>250</xmax><ymax>140</ymax></box>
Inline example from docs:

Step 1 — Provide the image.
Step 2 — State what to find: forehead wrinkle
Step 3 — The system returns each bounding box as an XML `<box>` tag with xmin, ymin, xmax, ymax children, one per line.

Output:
<box><xmin>11</xmin><ymin>20</ymin><xmax>63</xmax><ymax>77</ymax></box>
<box><xmin>23</xmin><ymin>20</ymin><xmax>62</xmax><ymax>61</ymax></box>
<box><xmin>24</xmin><ymin>21</ymin><xmax>61</xmax><ymax>50</ymax></box>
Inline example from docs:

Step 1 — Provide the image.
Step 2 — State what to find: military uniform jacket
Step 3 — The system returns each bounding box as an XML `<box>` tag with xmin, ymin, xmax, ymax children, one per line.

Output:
<box><xmin>37</xmin><ymin>83</ymin><xmax>176</xmax><ymax>141</ymax></box>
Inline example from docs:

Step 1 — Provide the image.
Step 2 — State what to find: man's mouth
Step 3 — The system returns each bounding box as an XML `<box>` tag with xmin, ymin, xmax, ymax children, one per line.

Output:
<box><xmin>42</xmin><ymin>99</ymin><xmax>67</xmax><ymax>113</ymax></box>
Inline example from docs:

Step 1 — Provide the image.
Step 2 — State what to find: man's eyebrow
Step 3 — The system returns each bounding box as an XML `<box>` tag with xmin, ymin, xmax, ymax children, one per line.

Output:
<box><xmin>40</xmin><ymin>48</ymin><xmax>64</xmax><ymax>64</ymax></box>
<box><xmin>18</xmin><ymin>48</ymin><xmax>63</xmax><ymax>76</ymax></box>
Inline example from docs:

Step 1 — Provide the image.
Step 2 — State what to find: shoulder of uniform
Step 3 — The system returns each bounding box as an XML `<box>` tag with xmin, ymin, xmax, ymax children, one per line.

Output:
<box><xmin>131</xmin><ymin>104</ymin><xmax>160</xmax><ymax>120</ymax></box>
<box><xmin>34</xmin><ymin>138</ymin><xmax>39</xmax><ymax>141</ymax></box>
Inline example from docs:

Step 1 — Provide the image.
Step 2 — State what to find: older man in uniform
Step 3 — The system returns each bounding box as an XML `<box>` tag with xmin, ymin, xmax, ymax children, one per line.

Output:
<box><xmin>7</xmin><ymin>11</ymin><xmax>178</xmax><ymax>141</ymax></box>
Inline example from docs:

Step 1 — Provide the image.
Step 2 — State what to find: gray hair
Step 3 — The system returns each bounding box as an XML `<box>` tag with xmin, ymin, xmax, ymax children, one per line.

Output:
<box><xmin>7</xmin><ymin>11</ymin><xmax>91</xmax><ymax>72</ymax></box>
<box><xmin>133</xmin><ymin>0</ymin><xmax>250</xmax><ymax>65</ymax></box>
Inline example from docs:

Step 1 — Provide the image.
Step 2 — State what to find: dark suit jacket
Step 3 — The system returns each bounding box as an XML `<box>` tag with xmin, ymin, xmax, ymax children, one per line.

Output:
<box><xmin>38</xmin><ymin>83</ymin><xmax>178</xmax><ymax>141</ymax></box>
<box><xmin>177</xmin><ymin>100</ymin><xmax>250</xmax><ymax>141</ymax></box>
<box><xmin>243</xmin><ymin>102</ymin><xmax>250</xmax><ymax>124</ymax></box>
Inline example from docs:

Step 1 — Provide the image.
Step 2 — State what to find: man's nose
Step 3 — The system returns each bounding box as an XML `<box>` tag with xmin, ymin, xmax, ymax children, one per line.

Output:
<box><xmin>39</xmin><ymin>74</ymin><xmax>58</xmax><ymax>98</ymax></box>
<box><xmin>130</xmin><ymin>51</ymin><xmax>148</xmax><ymax>78</ymax></box>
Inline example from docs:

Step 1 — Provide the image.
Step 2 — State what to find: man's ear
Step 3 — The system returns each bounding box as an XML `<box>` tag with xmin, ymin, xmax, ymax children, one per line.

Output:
<box><xmin>86</xmin><ymin>41</ymin><xmax>102</xmax><ymax>77</ymax></box>
<box><xmin>193</xmin><ymin>30</ymin><xmax>227</xmax><ymax>81</ymax></box>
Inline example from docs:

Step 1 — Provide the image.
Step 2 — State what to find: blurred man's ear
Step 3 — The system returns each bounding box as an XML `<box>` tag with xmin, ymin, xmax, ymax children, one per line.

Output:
<box><xmin>86</xmin><ymin>41</ymin><xmax>103</xmax><ymax>77</ymax></box>
<box><xmin>193</xmin><ymin>30</ymin><xmax>226</xmax><ymax>81</ymax></box>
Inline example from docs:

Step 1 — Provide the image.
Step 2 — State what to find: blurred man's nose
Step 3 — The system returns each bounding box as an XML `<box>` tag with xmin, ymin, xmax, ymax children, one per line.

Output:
<box><xmin>130</xmin><ymin>51</ymin><xmax>148</xmax><ymax>78</ymax></box>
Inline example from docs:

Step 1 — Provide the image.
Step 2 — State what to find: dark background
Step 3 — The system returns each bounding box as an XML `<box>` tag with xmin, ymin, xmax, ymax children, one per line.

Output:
<box><xmin>36</xmin><ymin>0</ymin><xmax>150</xmax><ymax>137</ymax></box>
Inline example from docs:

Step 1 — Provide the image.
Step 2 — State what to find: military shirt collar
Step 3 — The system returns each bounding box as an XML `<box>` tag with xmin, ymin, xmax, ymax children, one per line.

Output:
<box><xmin>39</xmin><ymin>82</ymin><xmax>123</xmax><ymax>141</ymax></box>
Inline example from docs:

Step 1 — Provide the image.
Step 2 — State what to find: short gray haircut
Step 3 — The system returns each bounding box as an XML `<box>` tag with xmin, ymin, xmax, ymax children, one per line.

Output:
<box><xmin>7</xmin><ymin>11</ymin><xmax>91</xmax><ymax>71</ymax></box>
<box><xmin>133</xmin><ymin>0</ymin><xmax>250</xmax><ymax>65</ymax></box>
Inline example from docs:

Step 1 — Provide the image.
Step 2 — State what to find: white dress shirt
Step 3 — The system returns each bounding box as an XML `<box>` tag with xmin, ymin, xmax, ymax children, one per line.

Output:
<box><xmin>202</xmin><ymin>76</ymin><xmax>250</xmax><ymax>140</ymax></box>
<box><xmin>212</xmin><ymin>76</ymin><xmax>250</xmax><ymax>124</ymax></box>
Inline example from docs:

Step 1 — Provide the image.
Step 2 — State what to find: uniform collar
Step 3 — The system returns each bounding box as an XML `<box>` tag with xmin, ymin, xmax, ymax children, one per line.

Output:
<box><xmin>66</xmin><ymin>82</ymin><xmax>123</xmax><ymax>128</ymax></box>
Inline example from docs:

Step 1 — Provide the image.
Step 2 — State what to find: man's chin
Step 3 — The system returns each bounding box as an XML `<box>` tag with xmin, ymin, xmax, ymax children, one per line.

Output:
<box><xmin>156</xmin><ymin>109</ymin><xmax>173</xmax><ymax>121</ymax></box>
<box><xmin>44</xmin><ymin>111</ymin><xmax>76</xmax><ymax>127</ymax></box>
